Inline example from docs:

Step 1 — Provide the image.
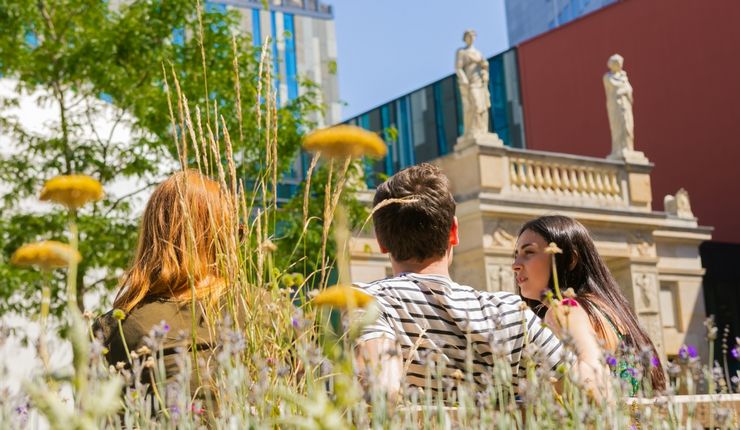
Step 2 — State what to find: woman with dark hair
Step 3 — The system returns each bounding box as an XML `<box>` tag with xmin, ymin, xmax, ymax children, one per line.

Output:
<box><xmin>512</xmin><ymin>215</ymin><xmax>666</xmax><ymax>394</ymax></box>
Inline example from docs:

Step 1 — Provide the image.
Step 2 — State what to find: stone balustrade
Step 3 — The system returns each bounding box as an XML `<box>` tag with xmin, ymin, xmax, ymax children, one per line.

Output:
<box><xmin>437</xmin><ymin>144</ymin><xmax>653</xmax><ymax>211</ymax></box>
<box><xmin>508</xmin><ymin>154</ymin><xmax>622</xmax><ymax>201</ymax></box>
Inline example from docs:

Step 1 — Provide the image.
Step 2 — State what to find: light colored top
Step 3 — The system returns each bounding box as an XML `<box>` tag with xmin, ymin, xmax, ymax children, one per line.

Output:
<box><xmin>355</xmin><ymin>273</ymin><xmax>565</xmax><ymax>391</ymax></box>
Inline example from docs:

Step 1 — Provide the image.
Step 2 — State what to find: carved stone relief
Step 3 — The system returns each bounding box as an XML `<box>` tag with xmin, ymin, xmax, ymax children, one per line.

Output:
<box><xmin>629</xmin><ymin>231</ymin><xmax>655</xmax><ymax>257</ymax></box>
<box><xmin>482</xmin><ymin>219</ymin><xmax>520</xmax><ymax>250</ymax></box>
<box><xmin>633</xmin><ymin>272</ymin><xmax>659</xmax><ymax>314</ymax></box>
<box><xmin>486</xmin><ymin>264</ymin><xmax>516</xmax><ymax>293</ymax></box>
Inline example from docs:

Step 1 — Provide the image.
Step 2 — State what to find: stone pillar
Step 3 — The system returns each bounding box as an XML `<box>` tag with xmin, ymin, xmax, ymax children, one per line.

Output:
<box><xmin>611</xmin><ymin>258</ymin><xmax>666</xmax><ymax>359</ymax></box>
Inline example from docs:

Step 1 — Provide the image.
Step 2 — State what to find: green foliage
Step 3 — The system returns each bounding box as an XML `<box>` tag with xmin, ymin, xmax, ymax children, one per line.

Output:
<box><xmin>0</xmin><ymin>0</ymin><xmax>321</xmax><ymax>318</ymax></box>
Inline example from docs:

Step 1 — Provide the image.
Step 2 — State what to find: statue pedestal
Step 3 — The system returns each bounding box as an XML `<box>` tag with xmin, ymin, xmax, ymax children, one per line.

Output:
<box><xmin>608</xmin><ymin>148</ymin><xmax>649</xmax><ymax>164</ymax></box>
<box><xmin>455</xmin><ymin>132</ymin><xmax>504</xmax><ymax>151</ymax></box>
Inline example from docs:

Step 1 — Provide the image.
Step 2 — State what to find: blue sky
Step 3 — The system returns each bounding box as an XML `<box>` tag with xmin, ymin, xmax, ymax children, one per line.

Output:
<box><xmin>331</xmin><ymin>0</ymin><xmax>509</xmax><ymax>121</ymax></box>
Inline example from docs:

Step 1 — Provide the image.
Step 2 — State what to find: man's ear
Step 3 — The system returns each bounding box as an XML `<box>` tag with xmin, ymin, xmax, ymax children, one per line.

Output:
<box><xmin>449</xmin><ymin>216</ymin><xmax>460</xmax><ymax>246</ymax></box>
<box><xmin>376</xmin><ymin>237</ymin><xmax>389</xmax><ymax>254</ymax></box>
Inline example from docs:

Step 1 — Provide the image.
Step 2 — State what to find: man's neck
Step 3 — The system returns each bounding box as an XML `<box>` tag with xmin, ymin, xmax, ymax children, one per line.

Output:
<box><xmin>391</xmin><ymin>255</ymin><xmax>451</xmax><ymax>278</ymax></box>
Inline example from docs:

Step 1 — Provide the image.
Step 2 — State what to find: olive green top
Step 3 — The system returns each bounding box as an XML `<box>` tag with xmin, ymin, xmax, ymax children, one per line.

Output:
<box><xmin>94</xmin><ymin>298</ymin><xmax>217</xmax><ymax>407</ymax></box>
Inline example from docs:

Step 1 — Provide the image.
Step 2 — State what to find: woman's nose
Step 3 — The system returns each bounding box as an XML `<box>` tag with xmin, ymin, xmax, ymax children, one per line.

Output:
<box><xmin>512</xmin><ymin>258</ymin><xmax>522</xmax><ymax>272</ymax></box>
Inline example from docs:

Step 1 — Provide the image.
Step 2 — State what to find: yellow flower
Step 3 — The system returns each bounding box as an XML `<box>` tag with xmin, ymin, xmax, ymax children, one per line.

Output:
<box><xmin>40</xmin><ymin>175</ymin><xmax>104</xmax><ymax>210</ymax></box>
<box><xmin>303</xmin><ymin>125</ymin><xmax>387</xmax><ymax>159</ymax></box>
<box><xmin>11</xmin><ymin>241</ymin><xmax>81</xmax><ymax>270</ymax></box>
<box><xmin>312</xmin><ymin>284</ymin><xmax>374</xmax><ymax>309</ymax></box>
<box><xmin>544</xmin><ymin>242</ymin><xmax>563</xmax><ymax>254</ymax></box>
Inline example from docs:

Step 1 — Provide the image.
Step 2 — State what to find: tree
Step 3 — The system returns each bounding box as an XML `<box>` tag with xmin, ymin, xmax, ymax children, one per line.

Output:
<box><xmin>0</xmin><ymin>0</ymin><xmax>321</xmax><ymax>319</ymax></box>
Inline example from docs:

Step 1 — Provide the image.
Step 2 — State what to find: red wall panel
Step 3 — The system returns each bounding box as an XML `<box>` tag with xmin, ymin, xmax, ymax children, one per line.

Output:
<box><xmin>517</xmin><ymin>0</ymin><xmax>740</xmax><ymax>243</ymax></box>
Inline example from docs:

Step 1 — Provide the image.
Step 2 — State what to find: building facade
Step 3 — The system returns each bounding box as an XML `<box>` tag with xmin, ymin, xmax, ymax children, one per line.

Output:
<box><xmin>210</xmin><ymin>0</ymin><xmax>340</xmax><ymax>126</ymax></box>
<box><xmin>505</xmin><ymin>0</ymin><xmax>616</xmax><ymax>45</ymax></box>
<box><xmin>345</xmin><ymin>0</ymin><xmax>739</xmax><ymax>365</ymax></box>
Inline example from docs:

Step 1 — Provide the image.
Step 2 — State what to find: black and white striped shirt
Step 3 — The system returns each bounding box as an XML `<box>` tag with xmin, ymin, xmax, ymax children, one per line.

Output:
<box><xmin>355</xmin><ymin>273</ymin><xmax>565</xmax><ymax>391</ymax></box>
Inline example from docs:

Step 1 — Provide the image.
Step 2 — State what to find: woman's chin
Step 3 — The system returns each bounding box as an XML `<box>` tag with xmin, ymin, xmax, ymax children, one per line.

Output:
<box><xmin>520</xmin><ymin>287</ymin><xmax>543</xmax><ymax>302</ymax></box>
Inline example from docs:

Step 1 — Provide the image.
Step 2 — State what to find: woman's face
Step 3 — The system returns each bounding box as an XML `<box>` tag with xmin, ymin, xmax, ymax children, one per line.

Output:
<box><xmin>512</xmin><ymin>229</ymin><xmax>552</xmax><ymax>301</ymax></box>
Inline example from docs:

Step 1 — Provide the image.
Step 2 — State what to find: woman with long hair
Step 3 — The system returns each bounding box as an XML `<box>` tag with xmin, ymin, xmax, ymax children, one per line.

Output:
<box><xmin>95</xmin><ymin>170</ymin><xmax>234</xmax><ymax>414</ymax></box>
<box><xmin>512</xmin><ymin>215</ymin><xmax>666</xmax><ymax>394</ymax></box>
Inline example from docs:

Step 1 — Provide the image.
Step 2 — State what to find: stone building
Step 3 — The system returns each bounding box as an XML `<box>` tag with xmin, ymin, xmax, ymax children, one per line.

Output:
<box><xmin>348</xmin><ymin>136</ymin><xmax>710</xmax><ymax>361</ymax></box>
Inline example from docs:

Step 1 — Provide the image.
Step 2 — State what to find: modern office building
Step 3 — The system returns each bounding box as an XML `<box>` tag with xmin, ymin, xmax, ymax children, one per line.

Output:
<box><xmin>210</xmin><ymin>0</ymin><xmax>340</xmax><ymax>126</ymax></box>
<box><xmin>207</xmin><ymin>0</ymin><xmax>340</xmax><ymax>200</ymax></box>
<box><xmin>505</xmin><ymin>0</ymin><xmax>616</xmax><ymax>45</ymax></box>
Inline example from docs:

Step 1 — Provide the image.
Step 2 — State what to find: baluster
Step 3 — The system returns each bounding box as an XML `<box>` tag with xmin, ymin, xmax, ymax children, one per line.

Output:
<box><xmin>611</xmin><ymin>173</ymin><xmax>621</xmax><ymax>197</ymax></box>
<box><xmin>534</xmin><ymin>163</ymin><xmax>545</xmax><ymax>191</ymax></box>
<box><xmin>552</xmin><ymin>165</ymin><xmax>563</xmax><ymax>194</ymax></box>
<box><xmin>586</xmin><ymin>169</ymin><xmax>597</xmax><ymax>196</ymax></box>
<box><xmin>595</xmin><ymin>170</ymin><xmax>605</xmax><ymax>197</ymax></box>
<box><xmin>577</xmin><ymin>169</ymin><xmax>588</xmax><ymax>195</ymax></box>
<box><xmin>510</xmin><ymin>160</ymin><xmax>520</xmax><ymax>189</ymax></box>
<box><xmin>562</xmin><ymin>167</ymin><xmax>572</xmax><ymax>194</ymax></box>
<box><xmin>526</xmin><ymin>160</ymin><xmax>536</xmax><ymax>192</ymax></box>
<box><xmin>570</xmin><ymin>168</ymin><xmax>580</xmax><ymax>194</ymax></box>
<box><xmin>543</xmin><ymin>165</ymin><xmax>554</xmax><ymax>193</ymax></box>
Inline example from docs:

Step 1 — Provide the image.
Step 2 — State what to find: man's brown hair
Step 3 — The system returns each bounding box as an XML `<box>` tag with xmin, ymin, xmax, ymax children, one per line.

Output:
<box><xmin>372</xmin><ymin>163</ymin><xmax>456</xmax><ymax>261</ymax></box>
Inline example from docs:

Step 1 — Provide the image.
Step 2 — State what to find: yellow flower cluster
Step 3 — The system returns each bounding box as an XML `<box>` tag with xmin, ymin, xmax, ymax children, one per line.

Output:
<box><xmin>303</xmin><ymin>125</ymin><xmax>387</xmax><ymax>159</ymax></box>
<box><xmin>40</xmin><ymin>175</ymin><xmax>103</xmax><ymax>210</ymax></box>
<box><xmin>11</xmin><ymin>240</ymin><xmax>81</xmax><ymax>270</ymax></box>
<box><xmin>313</xmin><ymin>284</ymin><xmax>374</xmax><ymax>309</ymax></box>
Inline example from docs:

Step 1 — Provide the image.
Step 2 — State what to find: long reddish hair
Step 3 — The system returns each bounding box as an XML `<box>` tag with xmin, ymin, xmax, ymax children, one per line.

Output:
<box><xmin>113</xmin><ymin>170</ymin><xmax>232</xmax><ymax>312</ymax></box>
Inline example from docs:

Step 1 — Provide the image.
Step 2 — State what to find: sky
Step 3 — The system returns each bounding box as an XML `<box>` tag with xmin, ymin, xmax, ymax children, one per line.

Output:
<box><xmin>330</xmin><ymin>0</ymin><xmax>509</xmax><ymax>121</ymax></box>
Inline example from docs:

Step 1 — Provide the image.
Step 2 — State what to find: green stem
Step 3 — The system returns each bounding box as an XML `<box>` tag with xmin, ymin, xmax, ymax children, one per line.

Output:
<box><xmin>148</xmin><ymin>367</ymin><xmax>171</xmax><ymax>419</ymax></box>
<box><xmin>66</xmin><ymin>209</ymin><xmax>89</xmax><ymax>397</ymax></box>
<box><xmin>38</xmin><ymin>275</ymin><xmax>51</xmax><ymax>374</ymax></box>
<box><xmin>117</xmin><ymin>319</ymin><xmax>132</xmax><ymax>364</ymax></box>
<box><xmin>551</xmin><ymin>254</ymin><xmax>563</xmax><ymax>301</ymax></box>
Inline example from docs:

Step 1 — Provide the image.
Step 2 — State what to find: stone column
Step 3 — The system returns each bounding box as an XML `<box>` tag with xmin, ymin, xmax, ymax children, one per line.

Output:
<box><xmin>610</xmin><ymin>258</ymin><xmax>666</xmax><ymax>359</ymax></box>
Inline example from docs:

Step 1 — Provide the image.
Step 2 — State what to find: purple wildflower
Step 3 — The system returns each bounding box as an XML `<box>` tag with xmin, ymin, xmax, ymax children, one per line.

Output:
<box><xmin>678</xmin><ymin>344</ymin><xmax>698</xmax><ymax>360</ymax></box>
<box><xmin>606</xmin><ymin>354</ymin><xmax>618</xmax><ymax>367</ymax></box>
<box><xmin>651</xmin><ymin>355</ymin><xmax>660</xmax><ymax>368</ymax></box>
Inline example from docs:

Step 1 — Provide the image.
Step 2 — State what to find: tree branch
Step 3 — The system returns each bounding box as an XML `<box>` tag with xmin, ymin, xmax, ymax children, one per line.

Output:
<box><xmin>104</xmin><ymin>181</ymin><xmax>158</xmax><ymax>216</ymax></box>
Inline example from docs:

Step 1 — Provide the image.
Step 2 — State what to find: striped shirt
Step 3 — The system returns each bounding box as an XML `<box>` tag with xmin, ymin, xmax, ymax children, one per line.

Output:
<box><xmin>355</xmin><ymin>273</ymin><xmax>566</xmax><ymax>391</ymax></box>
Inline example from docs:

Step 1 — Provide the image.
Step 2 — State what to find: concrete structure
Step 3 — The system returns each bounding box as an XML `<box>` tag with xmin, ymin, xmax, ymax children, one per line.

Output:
<box><xmin>505</xmin><ymin>0</ymin><xmax>616</xmax><ymax>45</ymax></box>
<box><xmin>211</xmin><ymin>0</ymin><xmax>340</xmax><ymax>126</ymax></box>
<box><xmin>349</xmin><ymin>134</ymin><xmax>711</xmax><ymax>361</ymax></box>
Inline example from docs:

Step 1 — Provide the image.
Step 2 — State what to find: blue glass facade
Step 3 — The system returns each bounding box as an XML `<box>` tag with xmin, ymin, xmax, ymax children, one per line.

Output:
<box><xmin>283</xmin><ymin>14</ymin><xmax>299</xmax><ymax>101</ymax></box>
<box><xmin>506</xmin><ymin>0</ymin><xmax>617</xmax><ymax>46</ymax></box>
<box><xmin>251</xmin><ymin>8</ymin><xmax>261</xmax><ymax>47</ymax></box>
<box><xmin>345</xmin><ymin>49</ymin><xmax>525</xmax><ymax>186</ymax></box>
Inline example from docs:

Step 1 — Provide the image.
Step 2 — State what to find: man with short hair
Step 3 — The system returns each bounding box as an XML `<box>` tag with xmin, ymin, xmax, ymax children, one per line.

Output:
<box><xmin>354</xmin><ymin>163</ymin><xmax>568</xmax><ymax>398</ymax></box>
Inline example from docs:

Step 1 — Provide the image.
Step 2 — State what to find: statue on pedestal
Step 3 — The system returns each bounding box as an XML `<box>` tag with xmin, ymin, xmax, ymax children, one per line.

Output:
<box><xmin>456</xmin><ymin>30</ymin><xmax>494</xmax><ymax>143</ymax></box>
<box><xmin>604</xmin><ymin>54</ymin><xmax>646</xmax><ymax>163</ymax></box>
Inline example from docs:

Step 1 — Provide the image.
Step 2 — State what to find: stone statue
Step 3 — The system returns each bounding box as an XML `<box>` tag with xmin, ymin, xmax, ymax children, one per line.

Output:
<box><xmin>604</xmin><ymin>54</ymin><xmax>646</xmax><ymax>163</ymax></box>
<box><xmin>456</xmin><ymin>30</ymin><xmax>491</xmax><ymax>139</ymax></box>
<box><xmin>664</xmin><ymin>188</ymin><xmax>694</xmax><ymax>218</ymax></box>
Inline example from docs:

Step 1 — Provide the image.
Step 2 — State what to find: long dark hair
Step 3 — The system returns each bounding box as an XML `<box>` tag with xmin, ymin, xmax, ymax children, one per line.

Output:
<box><xmin>518</xmin><ymin>215</ymin><xmax>666</xmax><ymax>391</ymax></box>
